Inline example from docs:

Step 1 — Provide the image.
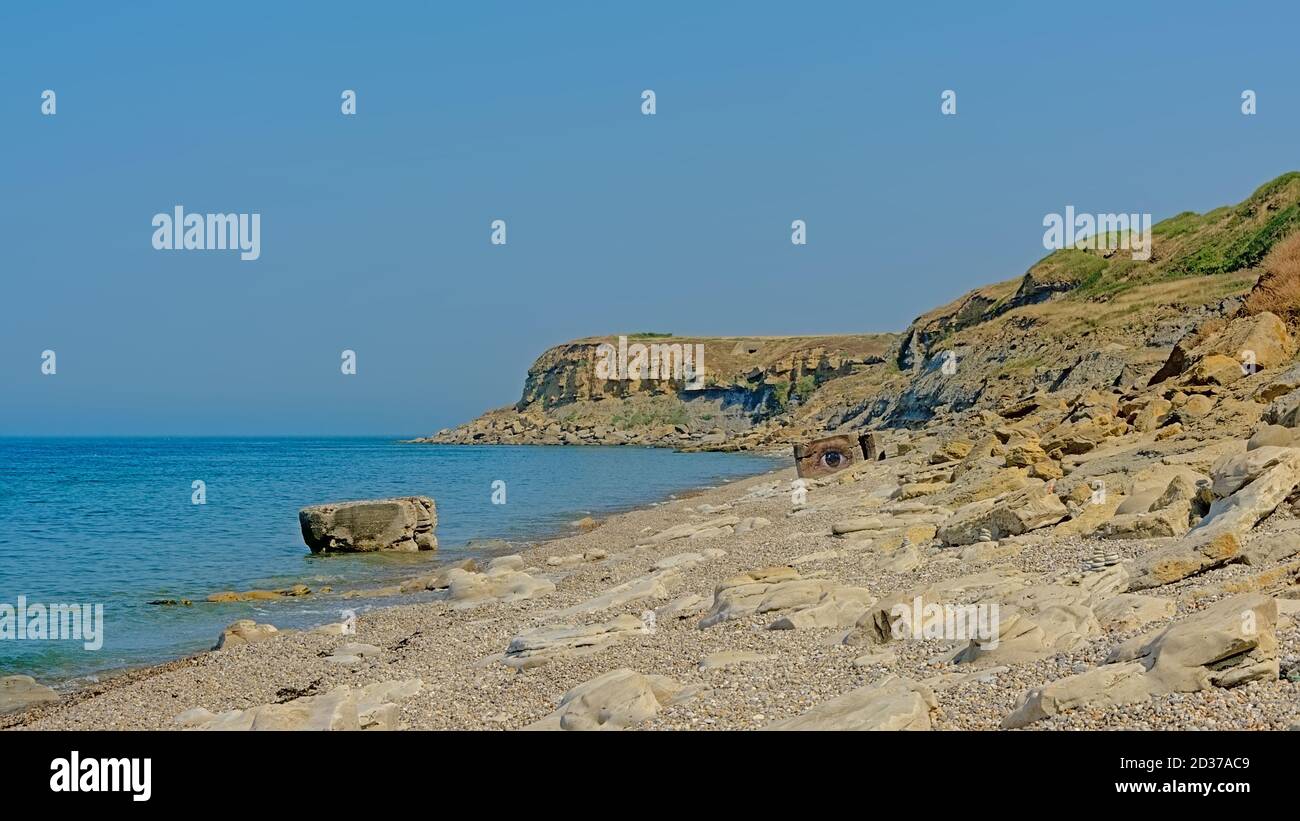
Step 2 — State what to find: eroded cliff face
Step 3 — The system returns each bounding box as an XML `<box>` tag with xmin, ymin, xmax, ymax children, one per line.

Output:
<box><xmin>423</xmin><ymin>335</ymin><xmax>895</xmax><ymax>449</ymax></box>
<box><xmin>420</xmin><ymin>173</ymin><xmax>1300</xmax><ymax>452</ymax></box>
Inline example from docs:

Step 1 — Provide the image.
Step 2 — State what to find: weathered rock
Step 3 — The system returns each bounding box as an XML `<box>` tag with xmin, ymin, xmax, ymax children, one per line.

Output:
<box><xmin>214</xmin><ymin>619</ymin><xmax>279</xmax><ymax>650</ymax></box>
<box><xmin>1041</xmin><ymin>416</ymin><xmax>1126</xmax><ymax>457</ymax></box>
<box><xmin>298</xmin><ymin>496</ymin><xmax>437</xmax><ymax>553</ymax></box>
<box><xmin>525</xmin><ymin>669</ymin><xmax>686</xmax><ymax>731</ymax></box>
<box><xmin>1240</xmin><ymin>528</ymin><xmax>1300</xmax><ymax>565</ymax></box>
<box><xmin>1189</xmin><ymin>354</ymin><xmax>1244</xmax><ymax>386</ymax></box>
<box><xmin>0</xmin><ymin>675</ymin><xmax>58</xmax><ymax>714</ymax></box>
<box><xmin>1107</xmin><ymin>593</ymin><xmax>1278</xmax><ymax>691</ymax></box>
<box><xmin>1248</xmin><ymin>424</ymin><xmax>1300</xmax><ymax>450</ymax></box>
<box><xmin>1128</xmin><ymin>529</ymin><xmax>1243</xmax><ymax>590</ymax></box>
<box><xmin>930</xmin><ymin>439</ymin><xmax>973</xmax><ymax>464</ymax></box>
<box><xmin>1210</xmin><ymin>446</ymin><xmax>1298</xmax><ymax>497</ymax></box>
<box><xmin>1094</xmin><ymin>594</ymin><xmax>1176</xmax><ymax>631</ymax></box>
<box><xmin>646</xmin><ymin>517</ymin><xmax>739</xmax><ymax>545</ymax></box>
<box><xmin>446</xmin><ymin>566</ymin><xmax>555</xmax><ymax>609</ymax></box>
<box><xmin>938</xmin><ymin>484</ymin><xmax>1068</xmax><ymax>546</ymax></box>
<box><xmin>766</xmin><ymin>585</ymin><xmax>877</xmax><ymax>630</ymax></box>
<box><xmin>831</xmin><ymin>517</ymin><xmax>883</xmax><ymax>536</ymax></box>
<box><xmin>207</xmin><ymin>584</ymin><xmax>311</xmax><ymax>603</ymax></box>
<box><xmin>763</xmin><ymin>676</ymin><xmax>939</xmax><ymax>730</ymax></box>
<box><xmin>504</xmin><ymin>614</ymin><xmax>648</xmax><ymax>669</ymax></box>
<box><xmin>1004</xmin><ymin>441</ymin><xmax>1048</xmax><ymax>468</ymax></box>
<box><xmin>1003</xmin><ymin>662</ymin><xmax>1151</xmax><ymax>728</ymax></box>
<box><xmin>1092</xmin><ymin>500</ymin><xmax>1191</xmax><ymax>539</ymax></box>
<box><xmin>1181</xmin><ymin>394</ymin><xmax>1214</xmax><ymax>418</ymax></box>
<box><xmin>652</xmin><ymin>549</ymin><xmax>725</xmax><ymax>571</ymax></box>
<box><xmin>1263</xmin><ymin>387</ymin><xmax>1300</xmax><ymax>428</ymax></box>
<box><xmin>654</xmin><ymin>594</ymin><xmax>707</xmax><ymax>621</ymax></box>
<box><xmin>1130</xmin><ymin>450</ymin><xmax>1300</xmax><ymax>588</ymax></box>
<box><xmin>1201</xmin><ymin>449</ymin><xmax>1300</xmax><ymax>532</ymax></box>
<box><xmin>1004</xmin><ymin>594</ymin><xmax>1278</xmax><ymax>727</ymax></box>
<box><xmin>553</xmin><ymin>572</ymin><xmax>674</xmax><ymax>617</ymax></box>
<box><xmin>178</xmin><ymin>680</ymin><xmax>422</xmax><ymax>731</ymax></box>
<box><xmin>697</xmin><ymin>566</ymin><xmax>799</xmax><ymax>627</ymax></box>
<box><xmin>325</xmin><ymin>642</ymin><xmax>382</xmax><ymax>665</ymax></box>
<box><xmin>951</xmin><ymin>604</ymin><xmax>1099</xmax><ymax>666</ymax></box>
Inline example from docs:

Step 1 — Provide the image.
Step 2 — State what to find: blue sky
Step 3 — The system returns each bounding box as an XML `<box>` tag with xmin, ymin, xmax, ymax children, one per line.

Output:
<box><xmin>2</xmin><ymin>1</ymin><xmax>1297</xmax><ymax>435</ymax></box>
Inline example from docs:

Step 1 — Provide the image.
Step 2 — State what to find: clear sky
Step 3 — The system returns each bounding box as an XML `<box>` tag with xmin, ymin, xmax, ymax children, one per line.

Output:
<box><xmin>3</xmin><ymin>1</ymin><xmax>1297</xmax><ymax>435</ymax></box>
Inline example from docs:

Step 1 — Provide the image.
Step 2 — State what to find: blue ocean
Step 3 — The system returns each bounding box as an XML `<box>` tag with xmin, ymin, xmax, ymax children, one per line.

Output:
<box><xmin>0</xmin><ymin>438</ymin><xmax>782</xmax><ymax>684</ymax></box>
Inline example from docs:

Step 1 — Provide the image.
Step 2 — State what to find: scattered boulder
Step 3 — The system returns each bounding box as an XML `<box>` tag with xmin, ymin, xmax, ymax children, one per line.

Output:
<box><xmin>646</xmin><ymin>517</ymin><xmax>739</xmax><ymax>544</ymax></box>
<box><xmin>446</xmin><ymin>566</ymin><xmax>555</xmax><ymax>609</ymax></box>
<box><xmin>1094</xmin><ymin>594</ymin><xmax>1176</xmax><ymax>631</ymax></box>
<box><xmin>177</xmin><ymin>679</ymin><xmax>422</xmax><ymax>731</ymax></box>
<box><xmin>0</xmin><ymin>675</ymin><xmax>58</xmax><ymax>714</ymax></box>
<box><xmin>525</xmin><ymin>669</ymin><xmax>688</xmax><ymax>731</ymax></box>
<box><xmin>1210</xmin><ymin>446</ymin><xmax>1298</xmax><ymax>497</ymax></box>
<box><xmin>553</xmin><ymin>572</ymin><xmax>674</xmax><ymax>618</ymax></box>
<box><xmin>214</xmin><ymin>619</ymin><xmax>280</xmax><ymax>650</ymax></box>
<box><xmin>1005</xmin><ymin>594</ymin><xmax>1278</xmax><ymax>727</ymax></box>
<box><xmin>298</xmin><ymin>496</ymin><xmax>437</xmax><ymax>553</ymax></box>
<box><xmin>1003</xmin><ymin>662</ymin><xmax>1151</xmax><ymax>728</ymax></box>
<box><xmin>938</xmin><ymin>484</ymin><xmax>1068</xmax><ymax>546</ymax></box>
<box><xmin>654</xmin><ymin>594</ymin><xmax>707</xmax><ymax>621</ymax></box>
<box><xmin>764</xmin><ymin>676</ymin><xmax>939</xmax><ymax>730</ymax></box>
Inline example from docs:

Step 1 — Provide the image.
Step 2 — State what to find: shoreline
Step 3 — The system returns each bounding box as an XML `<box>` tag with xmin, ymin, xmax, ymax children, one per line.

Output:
<box><xmin>1</xmin><ymin>445</ymin><xmax>787</xmax><ymax>708</ymax></box>
<box><xmin>8</xmin><ymin>421</ymin><xmax>1300</xmax><ymax>731</ymax></box>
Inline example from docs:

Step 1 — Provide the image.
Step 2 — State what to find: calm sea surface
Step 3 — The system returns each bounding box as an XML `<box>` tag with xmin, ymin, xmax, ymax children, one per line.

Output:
<box><xmin>0</xmin><ymin>438</ymin><xmax>783</xmax><ymax>683</ymax></box>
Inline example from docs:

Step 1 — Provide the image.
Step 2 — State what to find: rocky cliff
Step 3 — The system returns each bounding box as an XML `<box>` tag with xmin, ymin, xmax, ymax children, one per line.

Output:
<box><xmin>423</xmin><ymin>173</ymin><xmax>1300</xmax><ymax>451</ymax></box>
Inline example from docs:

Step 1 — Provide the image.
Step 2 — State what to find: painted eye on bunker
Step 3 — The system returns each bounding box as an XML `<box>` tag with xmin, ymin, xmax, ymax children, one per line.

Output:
<box><xmin>819</xmin><ymin>449</ymin><xmax>846</xmax><ymax>468</ymax></box>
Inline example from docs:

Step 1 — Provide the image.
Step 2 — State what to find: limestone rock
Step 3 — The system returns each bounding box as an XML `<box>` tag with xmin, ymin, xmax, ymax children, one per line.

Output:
<box><xmin>938</xmin><ymin>484</ymin><xmax>1068</xmax><ymax>546</ymax></box>
<box><xmin>1210</xmin><ymin>446</ymin><xmax>1298</xmax><ymax>497</ymax></box>
<box><xmin>1181</xmin><ymin>394</ymin><xmax>1214</xmax><ymax>418</ymax></box>
<box><xmin>763</xmin><ymin>676</ymin><xmax>939</xmax><ymax>730</ymax></box>
<box><xmin>1003</xmin><ymin>662</ymin><xmax>1151</xmax><ymax>728</ymax></box>
<box><xmin>1127</xmin><ymin>529</ymin><xmax>1243</xmax><ymax>590</ymax></box>
<box><xmin>553</xmin><ymin>571</ymin><xmax>674</xmax><ymax>618</ymax></box>
<box><xmin>696</xmin><ymin>566</ymin><xmax>800</xmax><ymax>627</ymax></box>
<box><xmin>446</xmin><ymin>566</ymin><xmax>555</xmax><ymax>609</ymax></box>
<box><xmin>1248</xmin><ymin>424</ymin><xmax>1300</xmax><ymax>450</ymax></box>
<box><xmin>1107</xmin><ymin>593</ymin><xmax>1278</xmax><ymax>691</ymax></box>
<box><xmin>178</xmin><ymin>680</ymin><xmax>422</xmax><ymax>731</ymax></box>
<box><xmin>952</xmin><ymin>604</ymin><xmax>1099</xmax><ymax>666</ymax></box>
<box><xmin>1200</xmin><ymin>449</ymin><xmax>1300</xmax><ymax>532</ymax></box>
<box><xmin>1092</xmin><ymin>499</ymin><xmax>1191</xmax><ymax>540</ymax></box>
<box><xmin>646</xmin><ymin>517</ymin><xmax>739</xmax><ymax>544</ymax></box>
<box><xmin>1263</xmin><ymin>387</ymin><xmax>1300</xmax><ymax>428</ymax></box>
<box><xmin>214</xmin><ymin>619</ymin><xmax>279</xmax><ymax>650</ymax></box>
<box><xmin>654</xmin><ymin>594</ymin><xmax>707</xmax><ymax>621</ymax></box>
<box><xmin>325</xmin><ymin>642</ymin><xmax>382</xmax><ymax>665</ymax></box>
<box><xmin>0</xmin><ymin>675</ymin><xmax>58</xmax><ymax>715</ymax></box>
<box><xmin>766</xmin><ymin>585</ymin><xmax>877</xmax><ymax>630</ymax></box>
<box><xmin>831</xmin><ymin>517</ymin><xmax>883</xmax><ymax>536</ymax></box>
<box><xmin>504</xmin><ymin>614</ymin><xmax>648</xmax><ymax>669</ymax></box>
<box><xmin>1094</xmin><ymin>594</ymin><xmax>1175</xmax><ymax>631</ymax></box>
<box><xmin>525</xmin><ymin>669</ymin><xmax>685</xmax><ymax>731</ymax></box>
<box><xmin>1189</xmin><ymin>354</ymin><xmax>1244</xmax><ymax>386</ymax></box>
<box><xmin>298</xmin><ymin>496</ymin><xmax>437</xmax><ymax>553</ymax></box>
